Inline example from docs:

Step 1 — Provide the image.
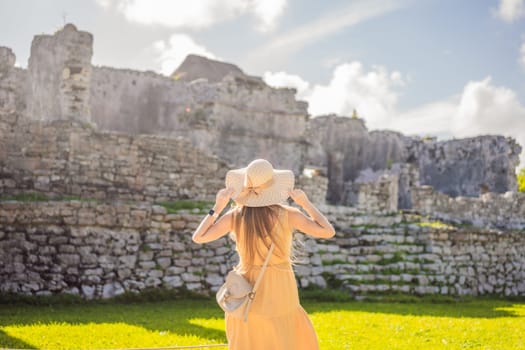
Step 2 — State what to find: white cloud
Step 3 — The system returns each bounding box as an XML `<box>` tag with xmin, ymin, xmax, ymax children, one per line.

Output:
<box><xmin>494</xmin><ymin>0</ymin><xmax>525</xmax><ymax>22</ymax></box>
<box><xmin>393</xmin><ymin>98</ymin><xmax>458</xmax><ymax>137</ymax></box>
<box><xmin>396</xmin><ymin>78</ymin><xmax>525</xmax><ymax>168</ymax></box>
<box><xmin>95</xmin><ymin>0</ymin><xmax>111</xmax><ymax>8</ymax></box>
<box><xmin>251</xmin><ymin>0</ymin><xmax>287</xmax><ymax>33</ymax></box>
<box><xmin>264</xmin><ymin>65</ymin><xmax>525</xmax><ymax>167</ymax></box>
<box><xmin>151</xmin><ymin>34</ymin><xmax>217</xmax><ymax>76</ymax></box>
<box><xmin>95</xmin><ymin>0</ymin><xmax>286</xmax><ymax>32</ymax></box>
<box><xmin>263</xmin><ymin>71</ymin><xmax>310</xmax><ymax>97</ymax></box>
<box><xmin>264</xmin><ymin>62</ymin><xmax>405</xmax><ymax>129</ymax></box>
<box><xmin>245</xmin><ymin>0</ymin><xmax>408</xmax><ymax>70</ymax></box>
<box><xmin>452</xmin><ymin>77</ymin><xmax>525</xmax><ymax>137</ymax></box>
<box><xmin>306</xmin><ymin>63</ymin><xmax>405</xmax><ymax>128</ymax></box>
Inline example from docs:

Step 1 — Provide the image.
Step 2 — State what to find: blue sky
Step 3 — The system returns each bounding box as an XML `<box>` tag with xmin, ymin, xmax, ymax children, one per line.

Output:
<box><xmin>1</xmin><ymin>0</ymin><xmax>525</xmax><ymax>165</ymax></box>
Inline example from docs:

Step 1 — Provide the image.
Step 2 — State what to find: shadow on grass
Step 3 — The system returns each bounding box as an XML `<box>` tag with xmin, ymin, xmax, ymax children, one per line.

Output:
<box><xmin>2</xmin><ymin>289</ymin><xmax>525</xmax><ymax>350</ymax></box>
<box><xmin>0</xmin><ymin>330</ymin><xmax>38</xmax><ymax>350</ymax></box>
<box><xmin>0</xmin><ymin>298</ymin><xmax>226</xmax><ymax>349</ymax></box>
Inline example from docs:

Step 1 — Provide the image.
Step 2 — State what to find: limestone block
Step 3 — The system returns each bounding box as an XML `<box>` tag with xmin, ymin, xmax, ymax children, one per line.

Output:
<box><xmin>156</xmin><ymin>257</ymin><xmax>171</xmax><ymax>269</ymax></box>
<box><xmin>205</xmin><ymin>274</ymin><xmax>224</xmax><ymax>286</ymax></box>
<box><xmin>163</xmin><ymin>275</ymin><xmax>183</xmax><ymax>288</ymax></box>
<box><xmin>139</xmin><ymin>250</ymin><xmax>154</xmax><ymax>261</ymax></box>
<box><xmin>145</xmin><ymin>276</ymin><xmax>161</xmax><ymax>287</ymax></box>
<box><xmin>137</xmin><ymin>260</ymin><xmax>154</xmax><ymax>269</ymax></box>
<box><xmin>57</xmin><ymin>254</ymin><xmax>80</xmax><ymax>266</ymax></box>
<box><xmin>158</xmin><ymin>249</ymin><xmax>173</xmax><ymax>257</ymax></box>
<box><xmin>294</xmin><ymin>265</ymin><xmax>311</xmax><ymax>277</ymax></box>
<box><xmin>181</xmin><ymin>273</ymin><xmax>201</xmax><ymax>283</ymax></box>
<box><xmin>81</xmin><ymin>285</ymin><xmax>96</xmax><ymax>299</ymax></box>
<box><xmin>171</xmin><ymin>221</ymin><xmax>186</xmax><ymax>230</ymax></box>
<box><xmin>166</xmin><ymin>266</ymin><xmax>185</xmax><ymax>275</ymax></box>
<box><xmin>102</xmin><ymin>282</ymin><xmax>124</xmax><ymax>298</ymax></box>
<box><xmin>119</xmin><ymin>255</ymin><xmax>137</xmax><ymax>268</ymax></box>
<box><xmin>174</xmin><ymin>259</ymin><xmax>191</xmax><ymax>267</ymax></box>
<box><xmin>185</xmin><ymin>282</ymin><xmax>202</xmax><ymax>291</ymax></box>
<box><xmin>311</xmin><ymin>266</ymin><xmax>324</xmax><ymax>276</ymax></box>
<box><xmin>310</xmin><ymin>275</ymin><xmax>327</xmax><ymax>288</ymax></box>
<box><xmin>59</xmin><ymin>244</ymin><xmax>76</xmax><ymax>253</ymax></box>
<box><xmin>148</xmin><ymin>270</ymin><xmax>163</xmax><ymax>278</ymax></box>
<box><xmin>49</xmin><ymin>236</ymin><xmax>69</xmax><ymax>245</ymax></box>
<box><xmin>117</xmin><ymin>268</ymin><xmax>132</xmax><ymax>279</ymax></box>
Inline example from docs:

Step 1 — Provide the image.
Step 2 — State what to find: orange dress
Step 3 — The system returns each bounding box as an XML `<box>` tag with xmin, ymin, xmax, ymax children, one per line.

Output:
<box><xmin>225</xmin><ymin>206</ymin><xmax>319</xmax><ymax>350</ymax></box>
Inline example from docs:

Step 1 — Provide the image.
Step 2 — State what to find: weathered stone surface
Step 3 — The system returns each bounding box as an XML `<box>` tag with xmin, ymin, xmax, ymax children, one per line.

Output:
<box><xmin>412</xmin><ymin>186</ymin><xmax>525</xmax><ymax>229</ymax></box>
<box><xmin>308</xmin><ymin>116</ymin><xmax>521</xmax><ymax>205</ymax></box>
<box><xmin>102</xmin><ymin>282</ymin><xmax>124</xmax><ymax>299</ymax></box>
<box><xmin>1</xmin><ymin>25</ymin><xmax>522</xmax><ymax>209</ymax></box>
<box><xmin>406</xmin><ymin>135</ymin><xmax>521</xmax><ymax>197</ymax></box>
<box><xmin>307</xmin><ymin>115</ymin><xmax>408</xmax><ymax>204</ymax></box>
<box><xmin>172</xmin><ymin>54</ymin><xmax>244</xmax><ymax>83</ymax></box>
<box><xmin>26</xmin><ymin>24</ymin><xmax>93</xmax><ymax>123</ymax></box>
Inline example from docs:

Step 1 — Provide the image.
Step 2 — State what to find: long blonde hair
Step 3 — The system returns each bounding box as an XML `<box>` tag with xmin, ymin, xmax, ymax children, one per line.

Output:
<box><xmin>233</xmin><ymin>205</ymin><xmax>287</xmax><ymax>266</ymax></box>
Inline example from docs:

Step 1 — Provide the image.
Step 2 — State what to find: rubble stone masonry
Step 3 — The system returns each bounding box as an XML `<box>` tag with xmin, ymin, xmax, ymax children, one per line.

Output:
<box><xmin>1</xmin><ymin>201</ymin><xmax>523</xmax><ymax>298</ymax></box>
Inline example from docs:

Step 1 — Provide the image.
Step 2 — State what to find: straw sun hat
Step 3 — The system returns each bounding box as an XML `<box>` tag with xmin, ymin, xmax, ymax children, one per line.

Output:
<box><xmin>225</xmin><ymin>159</ymin><xmax>295</xmax><ymax>207</ymax></box>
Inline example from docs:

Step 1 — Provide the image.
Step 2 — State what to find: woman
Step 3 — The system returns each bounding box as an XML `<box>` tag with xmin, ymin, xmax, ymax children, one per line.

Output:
<box><xmin>193</xmin><ymin>159</ymin><xmax>335</xmax><ymax>350</ymax></box>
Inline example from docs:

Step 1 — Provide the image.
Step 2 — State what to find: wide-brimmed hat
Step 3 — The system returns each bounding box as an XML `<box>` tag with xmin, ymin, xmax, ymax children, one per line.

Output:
<box><xmin>225</xmin><ymin>159</ymin><xmax>294</xmax><ymax>207</ymax></box>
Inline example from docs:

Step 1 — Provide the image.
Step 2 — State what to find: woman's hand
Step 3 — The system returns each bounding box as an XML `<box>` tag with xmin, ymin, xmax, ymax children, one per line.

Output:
<box><xmin>214</xmin><ymin>188</ymin><xmax>234</xmax><ymax>212</ymax></box>
<box><xmin>288</xmin><ymin>189</ymin><xmax>311</xmax><ymax>208</ymax></box>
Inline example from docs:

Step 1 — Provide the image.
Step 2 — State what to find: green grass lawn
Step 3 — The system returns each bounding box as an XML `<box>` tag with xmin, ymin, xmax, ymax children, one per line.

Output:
<box><xmin>1</xmin><ymin>297</ymin><xmax>524</xmax><ymax>350</ymax></box>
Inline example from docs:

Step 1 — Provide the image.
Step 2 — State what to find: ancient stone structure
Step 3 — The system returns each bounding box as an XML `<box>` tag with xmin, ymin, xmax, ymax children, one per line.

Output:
<box><xmin>172</xmin><ymin>54</ymin><xmax>244</xmax><ymax>82</ymax></box>
<box><xmin>90</xmin><ymin>68</ymin><xmax>308</xmax><ymax>173</ymax></box>
<box><xmin>406</xmin><ymin>135</ymin><xmax>522</xmax><ymax>198</ymax></box>
<box><xmin>0</xmin><ymin>120</ymin><xmax>228</xmax><ymax>202</ymax></box>
<box><xmin>344</xmin><ymin>163</ymin><xmax>420</xmax><ymax>210</ymax></box>
<box><xmin>26</xmin><ymin>24</ymin><xmax>93</xmax><ymax>123</ymax></box>
<box><xmin>1</xmin><ymin>24</ymin><xmax>524</xmax><ymax>299</ymax></box>
<box><xmin>355</xmin><ymin>174</ymin><xmax>399</xmax><ymax>214</ymax></box>
<box><xmin>412</xmin><ymin>186</ymin><xmax>525</xmax><ymax>230</ymax></box>
<box><xmin>0</xmin><ymin>46</ymin><xmax>24</xmax><ymax>158</ymax></box>
<box><xmin>1</xmin><ymin>201</ymin><xmax>523</xmax><ymax>298</ymax></box>
<box><xmin>295</xmin><ymin>174</ymin><xmax>328</xmax><ymax>206</ymax></box>
<box><xmin>307</xmin><ymin>115</ymin><xmax>521</xmax><ymax>205</ymax></box>
<box><xmin>2</xmin><ymin>24</ymin><xmax>521</xmax><ymax>204</ymax></box>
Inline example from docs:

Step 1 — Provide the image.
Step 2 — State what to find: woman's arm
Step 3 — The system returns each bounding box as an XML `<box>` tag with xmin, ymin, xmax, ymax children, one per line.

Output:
<box><xmin>287</xmin><ymin>189</ymin><xmax>335</xmax><ymax>239</ymax></box>
<box><xmin>192</xmin><ymin>188</ymin><xmax>235</xmax><ymax>244</ymax></box>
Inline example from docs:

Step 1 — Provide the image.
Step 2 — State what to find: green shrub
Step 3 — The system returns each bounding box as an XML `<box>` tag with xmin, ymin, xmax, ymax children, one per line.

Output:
<box><xmin>518</xmin><ymin>168</ymin><xmax>525</xmax><ymax>193</ymax></box>
<box><xmin>156</xmin><ymin>200</ymin><xmax>214</xmax><ymax>214</ymax></box>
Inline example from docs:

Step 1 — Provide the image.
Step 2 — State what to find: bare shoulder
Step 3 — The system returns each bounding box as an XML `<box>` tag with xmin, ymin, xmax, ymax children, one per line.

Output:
<box><xmin>279</xmin><ymin>204</ymin><xmax>303</xmax><ymax>224</ymax></box>
<box><xmin>279</xmin><ymin>204</ymin><xmax>301</xmax><ymax>214</ymax></box>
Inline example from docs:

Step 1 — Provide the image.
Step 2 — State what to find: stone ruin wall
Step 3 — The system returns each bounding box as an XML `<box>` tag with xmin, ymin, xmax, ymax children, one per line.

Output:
<box><xmin>307</xmin><ymin>116</ymin><xmax>522</xmax><ymax>206</ymax></box>
<box><xmin>3</xmin><ymin>24</ymin><xmax>521</xmax><ymax>205</ymax></box>
<box><xmin>89</xmin><ymin>67</ymin><xmax>308</xmax><ymax>174</ymax></box>
<box><xmin>412</xmin><ymin>186</ymin><xmax>525</xmax><ymax>230</ymax></box>
<box><xmin>26</xmin><ymin>24</ymin><xmax>93</xmax><ymax>123</ymax></box>
<box><xmin>0</xmin><ymin>47</ymin><xmax>25</xmax><ymax>161</ymax></box>
<box><xmin>0</xmin><ymin>119</ymin><xmax>229</xmax><ymax>202</ymax></box>
<box><xmin>1</xmin><ymin>201</ymin><xmax>523</xmax><ymax>298</ymax></box>
<box><xmin>406</xmin><ymin>136</ymin><xmax>522</xmax><ymax>198</ymax></box>
<box><xmin>1</xmin><ymin>24</ymin><xmax>525</xmax><ymax>299</ymax></box>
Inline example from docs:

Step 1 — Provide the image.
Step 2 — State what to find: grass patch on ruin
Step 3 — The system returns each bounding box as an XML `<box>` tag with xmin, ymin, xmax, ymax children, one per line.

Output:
<box><xmin>156</xmin><ymin>199</ymin><xmax>214</xmax><ymax>214</ymax></box>
<box><xmin>0</xmin><ymin>192</ymin><xmax>96</xmax><ymax>202</ymax></box>
<box><xmin>416</xmin><ymin>220</ymin><xmax>456</xmax><ymax>230</ymax></box>
<box><xmin>518</xmin><ymin>167</ymin><xmax>525</xmax><ymax>193</ymax></box>
<box><xmin>376</xmin><ymin>251</ymin><xmax>406</xmax><ymax>265</ymax></box>
<box><xmin>1</xmin><ymin>295</ymin><xmax>525</xmax><ymax>349</ymax></box>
